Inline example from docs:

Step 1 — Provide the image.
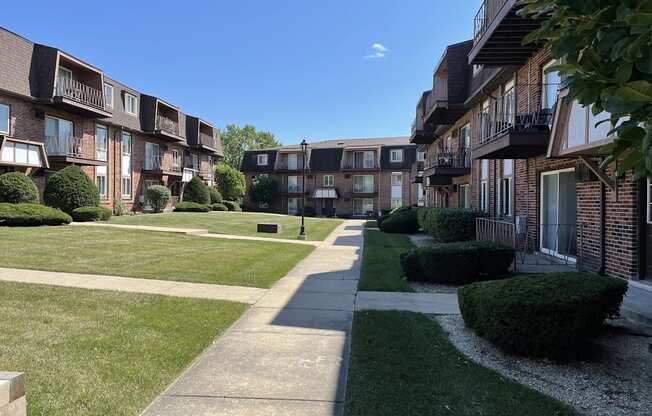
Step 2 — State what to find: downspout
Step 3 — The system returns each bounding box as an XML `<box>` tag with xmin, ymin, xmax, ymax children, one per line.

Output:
<box><xmin>598</xmin><ymin>181</ymin><xmax>606</xmax><ymax>275</ymax></box>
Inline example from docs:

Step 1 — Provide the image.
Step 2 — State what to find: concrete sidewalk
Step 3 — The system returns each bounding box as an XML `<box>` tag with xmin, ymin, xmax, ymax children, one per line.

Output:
<box><xmin>141</xmin><ymin>220</ymin><xmax>364</xmax><ymax>416</ymax></box>
<box><xmin>356</xmin><ymin>291</ymin><xmax>460</xmax><ymax>315</ymax></box>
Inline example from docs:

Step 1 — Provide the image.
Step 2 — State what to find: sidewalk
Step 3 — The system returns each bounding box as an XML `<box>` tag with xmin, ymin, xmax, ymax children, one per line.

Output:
<box><xmin>140</xmin><ymin>220</ymin><xmax>364</xmax><ymax>416</ymax></box>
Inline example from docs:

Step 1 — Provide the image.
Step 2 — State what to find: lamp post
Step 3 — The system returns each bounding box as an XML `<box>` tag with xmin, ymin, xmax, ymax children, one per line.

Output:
<box><xmin>298</xmin><ymin>139</ymin><xmax>308</xmax><ymax>240</ymax></box>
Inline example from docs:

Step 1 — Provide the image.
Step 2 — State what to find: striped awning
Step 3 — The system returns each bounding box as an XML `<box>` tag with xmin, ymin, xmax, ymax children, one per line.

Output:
<box><xmin>313</xmin><ymin>188</ymin><xmax>338</xmax><ymax>199</ymax></box>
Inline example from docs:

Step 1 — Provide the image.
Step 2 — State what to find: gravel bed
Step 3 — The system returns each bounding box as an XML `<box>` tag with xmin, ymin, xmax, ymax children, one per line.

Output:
<box><xmin>434</xmin><ymin>315</ymin><xmax>652</xmax><ymax>416</ymax></box>
<box><xmin>408</xmin><ymin>281</ymin><xmax>458</xmax><ymax>294</ymax></box>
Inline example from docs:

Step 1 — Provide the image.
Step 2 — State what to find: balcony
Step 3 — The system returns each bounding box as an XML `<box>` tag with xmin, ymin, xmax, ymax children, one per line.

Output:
<box><xmin>156</xmin><ymin>115</ymin><xmax>179</xmax><ymax>137</ymax></box>
<box><xmin>423</xmin><ymin>148</ymin><xmax>471</xmax><ymax>186</ymax></box>
<box><xmin>186</xmin><ymin>116</ymin><xmax>221</xmax><ymax>155</ymax></box>
<box><xmin>44</xmin><ymin>135</ymin><xmax>106</xmax><ymax>166</ymax></box>
<box><xmin>53</xmin><ymin>77</ymin><xmax>112</xmax><ymax>118</ymax></box>
<box><xmin>466</xmin><ymin>66</ymin><xmax>517</xmax><ymax>106</ymax></box>
<box><xmin>469</xmin><ymin>0</ymin><xmax>543</xmax><ymax>66</ymax></box>
<box><xmin>341</xmin><ymin>151</ymin><xmax>380</xmax><ymax>171</ymax></box>
<box><xmin>411</xmin><ymin>91</ymin><xmax>438</xmax><ymax>145</ymax></box>
<box><xmin>143</xmin><ymin>154</ymin><xmax>163</xmax><ymax>172</ymax></box>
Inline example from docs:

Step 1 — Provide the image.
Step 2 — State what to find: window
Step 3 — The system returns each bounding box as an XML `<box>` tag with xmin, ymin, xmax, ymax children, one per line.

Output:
<box><xmin>0</xmin><ymin>103</ymin><xmax>9</xmax><ymax>134</ymax></box>
<box><xmin>391</xmin><ymin>172</ymin><xmax>402</xmax><ymax>209</ymax></box>
<box><xmin>96</xmin><ymin>166</ymin><xmax>108</xmax><ymax>199</ymax></box>
<box><xmin>191</xmin><ymin>154</ymin><xmax>200</xmax><ymax>171</ymax></box>
<box><xmin>103</xmin><ymin>83</ymin><xmax>114</xmax><ymax>108</ymax></box>
<box><xmin>287</xmin><ymin>153</ymin><xmax>298</xmax><ymax>170</ymax></box>
<box><xmin>145</xmin><ymin>142</ymin><xmax>160</xmax><ymax>170</ymax></box>
<box><xmin>542</xmin><ymin>60</ymin><xmax>561</xmax><ymax>110</ymax></box>
<box><xmin>480</xmin><ymin>160</ymin><xmax>489</xmax><ymax>212</ymax></box>
<box><xmin>45</xmin><ymin>116</ymin><xmax>75</xmax><ymax>156</ymax></box>
<box><xmin>479</xmin><ymin>99</ymin><xmax>491</xmax><ymax>141</ymax></box>
<box><xmin>57</xmin><ymin>66</ymin><xmax>72</xmax><ymax>85</ymax></box>
<box><xmin>354</xmin><ymin>151</ymin><xmax>375</xmax><ymax>169</ymax></box>
<box><xmin>500</xmin><ymin>160</ymin><xmax>513</xmax><ymax>217</ymax></box>
<box><xmin>390</xmin><ymin>149</ymin><xmax>403</xmax><ymax>162</ymax></box>
<box><xmin>208</xmin><ymin>155</ymin><xmax>214</xmax><ymax>171</ymax></box>
<box><xmin>45</xmin><ymin>116</ymin><xmax>73</xmax><ymax>139</ymax></box>
<box><xmin>288</xmin><ymin>197</ymin><xmax>299</xmax><ymax>215</ymax></box>
<box><xmin>0</xmin><ymin>141</ymin><xmax>42</xmax><ymax>166</ymax></box>
<box><xmin>417</xmin><ymin>151</ymin><xmax>425</xmax><ymax>162</ymax></box>
<box><xmin>353</xmin><ymin>198</ymin><xmax>374</xmax><ymax>216</ymax></box>
<box><xmin>95</xmin><ymin>124</ymin><xmax>108</xmax><ymax>161</ymax></box>
<box><xmin>417</xmin><ymin>183</ymin><xmax>425</xmax><ymax>206</ymax></box>
<box><xmin>353</xmin><ymin>175</ymin><xmax>374</xmax><ymax>193</ymax></box>
<box><xmin>288</xmin><ymin>176</ymin><xmax>303</xmax><ymax>193</ymax></box>
<box><xmin>121</xmin><ymin>132</ymin><xmax>132</xmax><ymax>198</ymax></box>
<box><xmin>459</xmin><ymin>184</ymin><xmax>471</xmax><ymax>209</ymax></box>
<box><xmin>124</xmin><ymin>93</ymin><xmax>137</xmax><ymax>115</ymax></box>
<box><xmin>172</xmin><ymin>149</ymin><xmax>180</xmax><ymax>169</ymax></box>
<box><xmin>503</xmin><ymin>80</ymin><xmax>516</xmax><ymax>126</ymax></box>
<box><xmin>323</xmin><ymin>175</ymin><xmax>334</xmax><ymax>187</ymax></box>
<box><xmin>257</xmin><ymin>154</ymin><xmax>268</xmax><ymax>166</ymax></box>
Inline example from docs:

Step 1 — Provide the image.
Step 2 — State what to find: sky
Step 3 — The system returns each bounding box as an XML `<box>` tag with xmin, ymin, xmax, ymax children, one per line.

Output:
<box><xmin>3</xmin><ymin>0</ymin><xmax>478</xmax><ymax>145</ymax></box>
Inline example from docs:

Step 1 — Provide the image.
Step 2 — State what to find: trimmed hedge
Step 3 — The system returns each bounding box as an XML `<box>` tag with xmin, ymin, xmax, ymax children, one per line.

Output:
<box><xmin>223</xmin><ymin>200</ymin><xmax>241</xmax><ymax>212</ymax></box>
<box><xmin>0</xmin><ymin>203</ymin><xmax>71</xmax><ymax>226</ymax></box>
<box><xmin>71</xmin><ymin>206</ymin><xmax>112</xmax><ymax>222</ymax></box>
<box><xmin>44</xmin><ymin>166</ymin><xmax>100</xmax><ymax>214</ymax></box>
<box><xmin>183</xmin><ymin>177</ymin><xmax>211</xmax><ymax>205</ymax></box>
<box><xmin>419</xmin><ymin>208</ymin><xmax>488</xmax><ymax>242</ymax></box>
<box><xmin>458</xmin><ymin>273</ymin><xmax>628</xmax><ymax>361</ymax></box>
<box><xmin>0</xmin><ymin>172</ymin><xmax>39</xmax><ymax>204</ymax></box>
<box><xmin>146</xmin><ymin>185</ymin><xmax>171</xmax><ymax>213</ymax></box>
<box><xmin>208</xmin><ymin>187</ymin><xmax>223</xmax><ymax>204</ymax></box>
<box><xmin>174</xmin><ymin>202</ymin><xmax>211</xmax><ymax>212</ymax></box>
<box><xmin>211</xmin><ymin>203</ymin><xmax>228</xmax><ymax>211</ymax></box>
<box><xmin>378</xmin><ymin>206</ymin><xmax>419</xmax><ymax>234</ymax></box>
<box><xmin>400</xmin><ymin>241</ymin><xmax>515</xmax><ymax>284</ymax></box>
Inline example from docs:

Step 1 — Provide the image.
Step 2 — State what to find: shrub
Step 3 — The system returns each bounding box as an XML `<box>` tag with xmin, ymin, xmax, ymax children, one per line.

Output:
<box><xmin>420</xmin><ymin>208</ymin><xmax>488</xmax><ymax>242</ymax></box>
<box><xmin>458</xmin><ymin>273</ymin><xmax>628</xmax><ymax>361</ymax></box>
<box><xmin>174</xmin><ymin>202</ymin><xmax>211</xmax><ymax>212</ymax></box>
<box><xmin>223</xmin><ymin>200</ymin><xmax>241</xmax><ymax>212</ymax></box>
<box><xmin>146</xmin><ymin>185</ymin><xmax>171</xmax><ymax>213</ymax></box>
<box><xmin>417</xmin><ymin>207</ymin><xmax>428</xmax><ymax>230</ymax></box>
<box><xmin>378</xmin><ymin>206</ymin><xmax>419</xmax><ymax>234</ymax></box>
<box><xmin>183</xmin><ymin>177</ymin><xmax>211</xmax><ymax>205</ymax></box>
<box><xmin>71</xmin><ymin>206</ymin><xmax>112</xmax><ymax>222</ymax></box>
<box><xmin>303</xmin><ymin>205</ymin><xmax>316</xmax><ymax>217</ymax></box>
<box><xmin>0</xmin><ymin>172</ymin><xmax>39</xmax><ymax>204</ymax></box>
<box><xmin>473</xmin><ymin>240</ymin><xmax>515</xmax><ymax>279</ymax></box>
<box><xmin>208</xmin><ymin>187</ymin><xmax>223</xmax><ymax>204</ymax></box>
<box><xmin>211</xmin><ymin>203</ymin><xmax>228</xmax><ymax>211</ymax></box>
<box><xmin>0</xmin><ymin>203</ymin><xmax>71</xmax><ymax>226</ymax></box>
<box><xmin>216</xmin><ymin>163</ymin><xmax>246</xmax><ymax>201</ymax></box>
<box><xmin>112</xmin><ymin>198</ymin><xmax>128</xmax><ymax>216</ymax></box>
<box><xmin>249</xmin><ymin>175</ymin><xmax>279</xmax><ymax>205</ymax></box>
<box><xmin>44</xmin><ymin>166</ymin><xmax>99</xmax><ymax>214</ymax></box>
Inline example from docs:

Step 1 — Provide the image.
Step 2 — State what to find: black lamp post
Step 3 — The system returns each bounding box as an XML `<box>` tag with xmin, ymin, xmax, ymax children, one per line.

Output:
<box><xmin>298</xmin><ymin>139</ymin><xmax>308</xmax><ymax>240</ymax></box>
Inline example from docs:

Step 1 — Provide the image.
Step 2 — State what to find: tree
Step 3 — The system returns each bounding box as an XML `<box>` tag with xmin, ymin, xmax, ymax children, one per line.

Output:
<box><xmin>249</xmin><ymin>176</ymin><xmax>280</xmax><ymax>204</ymax></box>
<box><xmin>215</xmin><ymin>163</ymin><xmax>246</xmax><ymax>201</ymax></box>
<box><xmin>183</xmin><ymin>176</ymin><xmax>211</xmax><ymax>205</ymax></box>
<box><xmin>518</xmin><ymin>0</ymin><xmax>652</xmax><ymax>178</ymax></box>
<box><xmin>219</xmin><ymin>124</ymin><xmax>281</xmax><ymax>169</ymax></box>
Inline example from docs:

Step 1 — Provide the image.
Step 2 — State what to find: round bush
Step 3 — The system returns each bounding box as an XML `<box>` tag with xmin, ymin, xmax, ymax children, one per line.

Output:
<box><xmin>208</xmin><ymin>187</ymin><xmax>223</xmax><ymax>204</ymax></box>
<box><xmin>183</xmin><ymin>177</ymin><xmax>211</xmax><ymax>205</ymax></box>
<box><xmin>71</xmin><ymin>206</ymin><xmax>112</xmax><ymax>222</ymax></box>
<box><xmin>420</xmin><ymin>208</ymin><xmax>488</xmax><ymax>242</ymax></box>
<box><xmin>211</xmin><ymin>203</ymin><xmax>228</xmax><ymax>211</ymax></box>
<box><xmin>458</xmin><ymin>273</ymin><xmax>628</xmax><ymax>361</ymax></box>
<box><xmin>146</xmin><ymin>185</ymin><xmax>171</xmax><ymax>213</ymax></box>
<box><xmin>0</xmin><ymin>172</ymin><xmax>39</xmax><ymax>204</ymax></box>
<box><xmin>378</xmin><ymin>206</ymin><xmax>419</xmax><ymax>234</ymax></box>
<box><xmin>0</xmin><ymin>203</ymin><xmax>71</xmax><ymax>226</ymax></box>
<box><xmin>174</xmin><ymin>202</ymin><xmax>211</xmax><ymax>212</ymax></box>
<box><xmin>223</xmin><ymin>200</ymin><xmax>241</xmax><ymax>212</ymax></box>
<box><xmin>44</xmin><ymin>166</ymin><xmax>100</xmax><ymax>214</ymax></box>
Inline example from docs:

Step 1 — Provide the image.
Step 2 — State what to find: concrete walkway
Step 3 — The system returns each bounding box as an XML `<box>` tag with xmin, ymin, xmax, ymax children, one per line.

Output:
<box><xmin>356</xmin><ymin>291</ymin><xmax>460</xmax><ymax>314</ymax></box>
<box><xmin>141</xmin><ymin>220</ymin><xmax>364</xmax><ymax>416</ymax></box>
<box><xmin>0</xmin><ymin>268</ymin><xmax>266</xmax><ymax>304</ymax></box>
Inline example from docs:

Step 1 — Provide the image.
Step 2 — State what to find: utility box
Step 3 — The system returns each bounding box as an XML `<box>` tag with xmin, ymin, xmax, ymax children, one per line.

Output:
<box><xmin>0</xmin><ymin>372</ymin><xmax>26</xmax><ymax>416</ymax></box>
<box><xmin>257</xmin><ymin>223</ymin><xmax>281</xmax><ymax>234</ymax></box>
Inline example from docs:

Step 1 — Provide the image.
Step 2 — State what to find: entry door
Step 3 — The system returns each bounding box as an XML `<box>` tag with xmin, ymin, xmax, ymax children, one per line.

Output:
<box><xmin>288</xmin><ymin>197</ymin><xmax>298</xmax><ymax>215</ymax></box>
<box><xmin>540</xmin><ymin>169</ymin><xmax>577</xmax><ymax>259</ymax></box>
<box><xmin>322</xmin><ymin>199</ymin><xmax>335</xmax><ymax>217</ymax></box>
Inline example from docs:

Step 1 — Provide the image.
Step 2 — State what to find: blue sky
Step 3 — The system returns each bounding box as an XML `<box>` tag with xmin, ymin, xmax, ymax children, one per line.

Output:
<box><xmin>3</xmin><ymin>0</ymin><xmax>477</xmax><ymax>145</ymax></box>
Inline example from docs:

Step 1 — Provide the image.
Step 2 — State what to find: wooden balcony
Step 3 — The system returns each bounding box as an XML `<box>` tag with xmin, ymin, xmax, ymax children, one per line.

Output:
<box><xmin>44</xmin><ymin>135</ymin><xmax>106</xmax><ymax>166</ymax></box>
<box><xmin>53</xmin><ymin>77</ymin><xmax>112</xmax><ymax>118</ymax></box>
<box><xmin>154</xmin><ymin>114</ymin><xmax>182</xmax><ymax>140</ymax></box>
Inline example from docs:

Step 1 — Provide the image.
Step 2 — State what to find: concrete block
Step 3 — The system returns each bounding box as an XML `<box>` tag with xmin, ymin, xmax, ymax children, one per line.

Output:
<box><xmin>0</xmin><ymin>373</ymin><xmax>26</xmax><ymax>416</ymax></box>
<box><xmin>257</xmin><ymin>223</ymin><xmax>281</xmax><ymax>233</ymax></box>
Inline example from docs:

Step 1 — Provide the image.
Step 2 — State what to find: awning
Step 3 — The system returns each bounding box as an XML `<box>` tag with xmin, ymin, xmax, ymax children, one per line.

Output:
<box><xmin>0</xmin><ymin>136</ymin><xmax>49</xmax><ymax>169</ymax></box>
<box><xmin>313</xmin><ymin>188</ymin><xmax>338</xmax><ymax>199</ymax></box>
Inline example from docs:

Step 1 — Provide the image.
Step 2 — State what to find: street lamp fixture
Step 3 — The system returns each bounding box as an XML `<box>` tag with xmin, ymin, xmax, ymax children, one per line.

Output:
<box><xmin>298</xmin><ymin>139</ymin><xmax>308</xmax><ymax>240</ymax></box>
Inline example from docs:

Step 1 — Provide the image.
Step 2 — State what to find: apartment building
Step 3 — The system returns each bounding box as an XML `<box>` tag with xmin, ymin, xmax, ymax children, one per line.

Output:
<box><xmin>241</xmin><ymin>137</ymin><xmax>420</xmax><ymax>217</ymax></box>
<box><xmin>411</xmin><ymin>0</ymin><xmax>647</xmax><ymax>281</ymax></box>
<box><xmin>0</xmin><ymin>28</ymin><xmax>222</xmax><ymax>211</ymax></box>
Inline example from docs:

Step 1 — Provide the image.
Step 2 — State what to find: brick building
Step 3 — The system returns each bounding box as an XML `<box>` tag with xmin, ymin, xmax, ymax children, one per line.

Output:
<box><xmin>0</xmin><ymin>27</ymin><xmax>222</xmax><ymax>211</ymax></box>
<box><xmin>411</xmin><ymin>0</ymin><xmax>648</xmax><ymax>281</ymax></box>
<box><xmin>241</xmin><ymin>137</ymin><xmax>421</xmax><ymax>217</ymax></box>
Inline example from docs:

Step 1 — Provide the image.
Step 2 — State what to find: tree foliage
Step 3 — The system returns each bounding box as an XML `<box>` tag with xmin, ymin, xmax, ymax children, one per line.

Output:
<box><xmin>219</xmin><ymin>124</ymin><xmax>281</xmax><ymax>169</ymax></box>
<box><xmin>518</xmin><ymin>0</ymin><xmax>652</xmax><ymax>177</ymax></box>
<box><xmin>249</xmin><ymin>175</ymin><xmax>280</xmax><ymax>204</ymax></box>
<box><xmin>215</xmin><ymin>163</ymin><xmax>246</xmax><ymax>201</ymax></box>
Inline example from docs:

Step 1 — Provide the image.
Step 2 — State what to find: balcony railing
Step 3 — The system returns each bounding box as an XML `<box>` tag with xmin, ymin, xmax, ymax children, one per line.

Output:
<box><xmin>473</xmin><ymin>0</ymin><xmax>508</xmax><ymax>44</ymax></box>
<box><xmin>55</xmin><ymin>77</ymin><xmax>105</xmax><ymax>110</ymax></box>
<box><xmin>156</xmin><ymin>115</ymin><xmax>179</xmax><ymax>135</ymax></box>
<box><xmin>45</xmin><ymin>135</ymin><xmax>84</xmax><ymax>158</ymax></box>
<box><xmin>426</xmin><ymin>80</ymin><xmax>448</xmax><ymax>114</ymax></box>
<box><xmin>199</xmin><ymin>132</ymin><xmax>215</xmax><ymax>148</ymax></box>
<box><xmin>429</xmin><ymin>148</ymin><xmax>471</xmax><ymax>169</ymax></box>
<box><xmin>144</xmin><ymin>154</ymin><xmax>162</xmax><ymax>171</ymax></box>
<box><xmin>170</xmin><ymin>161</ymin><xmax>182</xmax><ymax>172</ymax></box>
<box><xmin>185</xmin><ymin>156</ymin><xmax>200</xmax><ymax>171</ymax></box>
<box><xmin>287</xmin><ymin>184</ymin><xmax>304</xmax><ymax>193</ymax></box>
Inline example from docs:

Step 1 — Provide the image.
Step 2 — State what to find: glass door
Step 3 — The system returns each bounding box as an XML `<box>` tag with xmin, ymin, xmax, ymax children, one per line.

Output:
<box><xmin>540</xmin><ymin>169</ymin><xmax>577</xmax><ymax>259</ymax></box>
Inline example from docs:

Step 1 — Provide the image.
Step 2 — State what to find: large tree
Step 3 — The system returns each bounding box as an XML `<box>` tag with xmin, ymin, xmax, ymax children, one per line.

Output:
<box><xmin>215</xmin><ymin>163</ymin><xmax>246</xmax><ymax>201</ymax></box>
<box><xmin>220</xmin><ymin>124</ymin><xmax>280</xmax><ymax>169</ymax></box>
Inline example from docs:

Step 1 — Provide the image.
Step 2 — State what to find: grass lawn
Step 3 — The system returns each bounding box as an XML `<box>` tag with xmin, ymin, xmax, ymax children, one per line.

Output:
<box><xmin>0</xmin><ymin>281</ymin><xmax>247</xmax><ymax>416</ymax></box>
<box><xmin>364</xmin><ymin>220</ymin><xmax>378</xmax><ymax>228</ymax></box>
<box><xmin>0</xmin><ymin>226</ymin><xmax>313</xmax><ymax>288</ymax></box>
<box><xmin>358</xmin><ymin>230</ymin><xmax>414</xmax><ymax>292</ymax></box>
<box><xmin>109</xmin><ymin>212</ymin><xmax>343</xmax><ymax>241</ymax></box>
<box><xmin>345</xmin><ymin>311</ymin><xmax>577</xmax><ymax>416</ymax></box>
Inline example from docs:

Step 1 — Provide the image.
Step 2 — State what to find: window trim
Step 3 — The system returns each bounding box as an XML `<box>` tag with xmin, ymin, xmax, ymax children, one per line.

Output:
<box><xmin>95</xmin><ymin>124</ymin><xmax>108</xmax><ymax>161</ymax></box>
<box><xmin>95</xmin><ymin>165</ymin><xmax>108</xmax><ymax>200</ymax></box>
<box><xmin>323</xmin><ymin>174</ymin><xmax>334</xmax><ymax>187</ymax></box>
<box><xmin>124</xmin><ymin>92</ymin><xmax>138</xmax><ymax>116</ymax></box>
<box><xmin>103</xmin><ymin>83</ymin><xmax>114</xmax><ymax>108</ymax></box>
<box><xmin>257</xmin><ymin>153</ymin><xmax>268</xmax><ymax>166</ymax></box>
<box><xmin>0</xmin><ymin>103</ymin><xmax>9</xmax><ymax>134</ymax></box>
<box><xmin>121</xmin><ymin>131</ymin><xmax>132</xmax><ymax>199</ymax></box>
<box><xmin>459</xmin><ymin>184</ymin><xmax>471</xmax><ymax>209</ymax></box>
<box><xmin>353</xmin><ymin>174</ymin><xmax>374</xmax><ymax>193</ymax></box>
<box><xmin>390</xmin><ymin>149</ymin><xmax>404</xmax><ymax>163</ymax></box>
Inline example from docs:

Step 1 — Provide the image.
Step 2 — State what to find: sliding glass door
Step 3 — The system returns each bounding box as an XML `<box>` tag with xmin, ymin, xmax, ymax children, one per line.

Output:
<box><xmin>540</xmin><ymin>169</ymin><xmax>577</xmax><ymax>259</ymax></box>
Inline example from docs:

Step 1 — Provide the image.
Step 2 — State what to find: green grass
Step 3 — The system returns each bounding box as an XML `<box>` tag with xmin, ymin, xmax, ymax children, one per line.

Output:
<box><xmin>345</xmin><ymin>311</ymin><xmax>578</xmax><ymax>416</ymax></box>
<box><xmin>109</xmin><ymin>212</ymin><xmax>342</xmax><ymax>241</ymax></box>
<box><xmin>358</xmin><ymin>230</ymin><xmax>414</xmax><ymax>292</ymax></box>
<box><xmin>0</xmin><ymin>226</ymin><xmax>313</xmax><ymax>288</ymax></box>
<box><xmin>364</xmin><ymin>220</ymin><xmax>378</xmax><ymax>228</ymax></box>
<box><xmin>0</xmin><ymin>281</ymin><xmax>247</xmax><ymax>416</ymax></box>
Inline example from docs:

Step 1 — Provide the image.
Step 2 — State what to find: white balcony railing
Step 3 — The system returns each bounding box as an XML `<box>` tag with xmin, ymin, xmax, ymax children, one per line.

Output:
<box><xmin>45</xmin><ymin>135</ymin><xmax>84</xmax><ymax>158</ymax></box>
<box><xmin>55</xmin><ymin>77</ymin><xmax>105</xmax><ymax>110</ymax></box>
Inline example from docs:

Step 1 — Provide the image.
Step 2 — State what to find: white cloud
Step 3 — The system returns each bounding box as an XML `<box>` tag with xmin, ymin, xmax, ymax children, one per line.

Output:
<box><xmin>364</xmin><ymin>43</ymin><xmax>389</xmax><ymax>59</ymax></box>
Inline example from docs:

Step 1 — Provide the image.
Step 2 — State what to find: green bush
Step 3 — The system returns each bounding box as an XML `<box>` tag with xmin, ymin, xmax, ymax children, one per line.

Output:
<box><xmin>174</xmin><ymin>202</ymin><xmax>211</xmax><ymax>212</ymax></box>
<box><xmin>211</xmin><ymin>203</ymin><xmax>228</xmax><ymax>211</ymax></box>
<box><xmin>473</xmin><ymin>240</ymin><xmax>515</xmax><ymax>279</ymax></box>
<box><xmin>44</xmin><ymin>166</ymin><xmax>100</xmax><ymax>214</ymax></box>
<box><xmin>0</xmin><ymin>172</ymin><xmax>39</xmax><ymax>204</ymax></box>
<box><xmin>378</xmin><ymin>206</ymin><xmax>419</xmax><ymax>234</ymax></box>
<box><xmin>458</xmin><ymin>273</ymin><xmax>628</xmax><ymax>361</ymax></box>
<box><xmin>208</xmin><ymin>187</ymin><xmax>223</xmax><ymax>204</ymax></box>
<box><xmin>112</xmin><ymin>198</ymin><xmax>128</xmax><ymax>216</ymax></box>
<box><xmin>249</xmin><ymin>175</ymin><xmax>279</xmax><ymax>205</ymax></box>
<box><xmin>304</xmin><ymin>205</ymin><xmax>316</xmax><ymax>217</ymax></box>
<box><xmin>216</xmin><ymin>163</ymin><xmax>246</xmax><ymax>201</ymax></box>
<box><xmin>71</xmin><ymin>206</ymin><xmax>112</xmax><ymax>222</ymax></box>
<box><xmin>183</xmin><ymin>177</ymin><xmax>211</xmax><ymax>205</ymax></box>
<box><xmin>223</xmin><ymin>200</ymin><xmax>241</xmax><ymax>212</ymax></box>
<box><xmin>420</xmin><ymin>208</ymin><xmax>488</xmax><ymax>242</ymax></box>
<box><xmin>0</xmin><ymin>203</ymin><xmax>71</xmax><ymax>226</ymax></box>
<box><xmin>146</xmin><ymin>185</ymin><xmax>171</xmax><ymax>213</ymax></box>
<box><xmin>416</xmin><ymin>207</ymin><xmax>428</xmax><ymax>230</ymax></box>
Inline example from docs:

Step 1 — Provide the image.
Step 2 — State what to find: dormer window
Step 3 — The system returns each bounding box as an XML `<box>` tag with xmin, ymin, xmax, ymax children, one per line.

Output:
<box><xmin>390</xmin><ymin>149</ymin><xmax>403</xmax><ymax>162</ymax></box>
<box><xmin>257</xmin><ymin>154</ymin><xmax>268</xmax><ymax>166</ymax></box>
<box><xmin>124</xmin><ymin>93</ymin><xmax>137</xmax><ymax>115</ymax></box>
